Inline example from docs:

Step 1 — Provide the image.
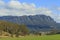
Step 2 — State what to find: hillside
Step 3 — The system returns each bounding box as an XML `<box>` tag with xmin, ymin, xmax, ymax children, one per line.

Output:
<box><xmin>0</xmin><ymin>15</ymin><xmax>59</xmax><ymax>32</ymax></box>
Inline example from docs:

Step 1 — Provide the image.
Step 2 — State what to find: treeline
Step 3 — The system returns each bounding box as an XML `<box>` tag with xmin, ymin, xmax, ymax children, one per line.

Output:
<box><xmin>0</xmin><ymin>20</ymin><xmax>29</xmax><ymax>37</ymax></box>
<box><xmin>0</xmin><ymin>20</ymin><xmax>60</xmax><ymax>37</ymax></box>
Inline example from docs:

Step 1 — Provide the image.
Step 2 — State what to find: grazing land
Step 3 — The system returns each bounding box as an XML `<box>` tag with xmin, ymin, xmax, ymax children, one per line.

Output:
<box><xmin>0</xmin><ymin>34</ymin><xmax>60</xmax><ymax>40</ymax></box>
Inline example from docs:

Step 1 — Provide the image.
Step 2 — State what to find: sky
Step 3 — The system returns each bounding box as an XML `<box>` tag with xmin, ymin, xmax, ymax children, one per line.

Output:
<box><xmin>0</xmin><ymin>0</ymin><xmax>60</xmax><ymax>22</ymax></box>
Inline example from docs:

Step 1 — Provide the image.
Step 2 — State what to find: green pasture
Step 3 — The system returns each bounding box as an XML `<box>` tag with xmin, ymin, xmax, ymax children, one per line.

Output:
<box><xmin>0</xmin><ymin>34</ymin><xmax>60</xmax><ymax>40</ymax></box>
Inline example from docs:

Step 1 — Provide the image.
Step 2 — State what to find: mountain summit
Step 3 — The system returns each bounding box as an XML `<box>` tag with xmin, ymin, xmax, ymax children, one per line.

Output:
<box><xmin>0</xmin><ymin>15</ymin><xmax>59</xmax><ymax>32</ymax></box>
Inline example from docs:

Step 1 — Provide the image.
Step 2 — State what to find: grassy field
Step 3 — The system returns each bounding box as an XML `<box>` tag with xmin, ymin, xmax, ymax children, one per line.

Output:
<box><xmin>0</xmin><ymin>34</ymin><xmax>60</xmax><ymax>40</ymax></box>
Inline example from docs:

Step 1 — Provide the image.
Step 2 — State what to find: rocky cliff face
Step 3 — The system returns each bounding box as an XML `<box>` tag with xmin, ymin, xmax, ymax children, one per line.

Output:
<box><xmin>0</xmin><ymin>15</ymin><xmax>58</xmax><ymax>32</ymax></box>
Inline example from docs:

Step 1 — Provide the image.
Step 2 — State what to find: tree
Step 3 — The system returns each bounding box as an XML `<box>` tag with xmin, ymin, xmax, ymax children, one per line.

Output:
<box><xmin>0</xmin><ymin>20</ymin><xmax>29</xmax><ymax>37</ymax></box>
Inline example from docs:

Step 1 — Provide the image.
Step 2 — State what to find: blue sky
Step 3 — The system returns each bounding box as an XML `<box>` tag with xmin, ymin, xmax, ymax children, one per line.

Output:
<box><xmin>19</xmin><ymin>0</ymin><xmax>60</xmax><ymax>8</ymax></box>
<box><xmin>0</xmin><ymin>0</ymin><xmax>60</xmax><ymax>22</ymax></box>
<box><xmin>3</xmin><ymin>0</ymin><xmax>60</xmax><ymax>8</ymax></box>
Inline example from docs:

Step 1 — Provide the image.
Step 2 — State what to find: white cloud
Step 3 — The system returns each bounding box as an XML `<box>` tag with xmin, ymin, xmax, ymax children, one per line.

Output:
<box><xmin>0</xmin><ymin>1</ymin><xmax>5</xmax><ymax>5</ymax></box>
<box><xmin>8</xmin><ymin>1</ymin><xmax>22</xmax><ymax>9</ymax></box>
<box><xmin>0</xmin><ymin>0</ymin><xmax>60</xmax><ymax>22</ymax></box>
<box><xmin>0</xmin><ymin>1</ymin><xmax>55</xmax><ymax>16</ymax></box>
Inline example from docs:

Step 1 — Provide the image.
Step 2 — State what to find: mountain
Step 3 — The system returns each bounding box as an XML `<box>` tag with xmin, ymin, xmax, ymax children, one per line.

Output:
<box><xmin>0</xmin><ymin>15</ymin><xmax>59</xmax><ymax>32</ymax></box>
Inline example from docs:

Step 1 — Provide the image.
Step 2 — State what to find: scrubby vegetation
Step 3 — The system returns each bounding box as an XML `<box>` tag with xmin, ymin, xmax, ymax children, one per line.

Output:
<box><xmin>0</xmin><ymin>20</ymin><xmax>60</xmax><ymax>38</ymax></box>
<box><xmin>0</xmin><ymin>20</ymin><xmax>29</xmax><ymax>37</ymax></box>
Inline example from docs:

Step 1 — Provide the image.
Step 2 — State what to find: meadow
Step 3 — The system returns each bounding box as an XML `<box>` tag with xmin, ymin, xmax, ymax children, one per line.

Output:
<box><xmin>0</xmin><ymin>34</ymin><xmax>60</xmax><ymax>40</ymax></box>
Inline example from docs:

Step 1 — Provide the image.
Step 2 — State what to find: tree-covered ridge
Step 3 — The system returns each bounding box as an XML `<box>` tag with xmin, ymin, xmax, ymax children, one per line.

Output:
<box><xmin>0</xmin><ymin>20</ymin><xmax>29</xmax><ymax>37</ymax></box>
